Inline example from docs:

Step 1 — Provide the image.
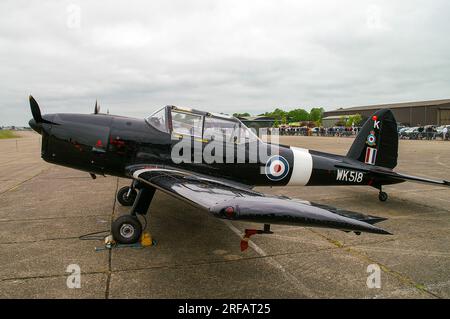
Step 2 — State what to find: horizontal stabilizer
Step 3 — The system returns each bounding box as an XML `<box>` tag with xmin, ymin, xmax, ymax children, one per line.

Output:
<box><xmin>335</xmin><ymin>163</ymin><xmax>450</xmax><ymax>188</ymax></box>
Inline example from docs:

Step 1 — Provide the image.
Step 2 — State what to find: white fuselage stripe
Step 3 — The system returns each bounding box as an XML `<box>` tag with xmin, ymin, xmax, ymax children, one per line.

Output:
<box><xmin>287</xmin><ymin>147</ymin><xmax>313</xmax><ymax>186</ymax></box>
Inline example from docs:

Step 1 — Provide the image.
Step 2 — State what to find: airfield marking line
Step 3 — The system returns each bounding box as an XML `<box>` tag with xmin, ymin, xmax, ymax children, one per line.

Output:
<box><xmin>423</xmin><ymin>279</ymin><xmax>450</xmax><ymax>290</ymax></box>
<box><xmin>0</xmin><ymin>236</ymin><xmax>82</xmax><ymax>245</ymax></box>
<box><xmin>1</xmin><ymin>246</ymin><xmax>338</xmax><ymax>283</ymax></box>
<box><xmin>386</xmin><ymin>213</ymin><xmax>449</xmax><ymax>220</ymax></box>
<box><xmin>271</xmin><ymin>191</ymin><xmax>449</xmax><ymax>221</ymax></box>
<box><xmin>429</xmin><ymin>197</ymin><xmax>450</xmax><ymax>204</ymax></box>
<box><xmin>46</xmin><ymin>176</ymin><xmax>92</xmax><ymax>180</ymax></box>
<box><xmin>221</xmin><ymin>219</ymin><xmax>319</xmax><ymax>298</ymax></box>
<box><xmin>0</xmin><ymin>167</ymin><xmax>50</xmax><ymax>196</ymax></box>
<box><xmin>382</xmin><ymin>279</ymin><xmax>450</xmax><ymax>298</ymax></box>
<box><xmin>92</xmin><ymin>245</ymin><xmax>340</xmax><ymax>280</ymax></box>
<box><xmin>350</xmin><ymin>245</ymin><xmax>450</xmax><ymax>258</ymax></box>
<box><xmin>0</xmin><ymin>158</ymin><xmax>23</xmax><ymax>167</ymax></box>
<box><xmin>0</xmin><ymin>214</ymin><xmax>110</xmax><ymax>223</ymax></box>
<box><xmin>105</xmin><ymin>177</ymin><xmax>119</xmax><ymax>299</ymax></box>
<box><xmin>0</xmin><ymin>270</ymin><xmax>107</xmax><ymax>283</ymax></box>
<box><xmin>394</xmin><ymin>197</ymin><xmax>450</xmax><ymax>213</ymax></box>
<box><xmin>0</xmin><ymin>237</ymin><xmax>108</xmax><ymax>276</ymax></box>
<box><xmin>312</xmin><ymin>187</ymin><xmax>449</xmax><ymax>201</ymax></box>
<box><xmin>434</xmin><ymin>154</ymin><xmax>449</xmax><ymax>168</ymax></box>
<box><xmin>100</xmin><ymin>247</ymin><xmax>337</xmax><ymax>273</ymax></box>
<box><xmin>393</xmin><ymin>187</ymin><xmax>450</xmax><ymax>194</ymax></box>
<box><xmin>307</xmin><ymin>229</ymin><xmax>442</xmax><ymax>299</ymax></box>
<box><xmin>268</xmin><ymin>232</ymin><xmax>397</xmax><ymax>249</ymax></box>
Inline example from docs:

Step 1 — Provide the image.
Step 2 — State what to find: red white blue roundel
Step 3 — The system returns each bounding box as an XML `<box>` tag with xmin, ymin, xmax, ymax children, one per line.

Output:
<box><xmin>366</xmin><ymin>131</ymin><xmax>376</xmax><ymax>146</ymax></box>
<box><xmin>265</xmin><ymin>155</ymin><xmax>289</xmax><ymax>181</ymax></box>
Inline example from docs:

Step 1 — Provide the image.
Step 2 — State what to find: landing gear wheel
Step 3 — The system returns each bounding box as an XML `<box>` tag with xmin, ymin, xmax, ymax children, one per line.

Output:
<box><xmin>117</xmin><ymin>186</ymin><xmax>137</xmax><ymax>206</ymax></box>
<box><xmin>378</xmin><ymin>191</ymin><xmax>388</xmax><ymax>202</ymax></box>
<box><xmin>111</xmin><ymin>215</ymin><xmax>142</xmax><ymax>244</ymax></box>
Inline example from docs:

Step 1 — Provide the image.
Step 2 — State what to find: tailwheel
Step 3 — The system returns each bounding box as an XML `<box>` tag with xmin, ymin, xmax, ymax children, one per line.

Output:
<box><xmin>117</xmin><ymin>186</ymin><xmax>137</xmax><ymax>206</ymax></box>
<box><xmin>111</xmin><ymin>215</ymin><xmax>142</xmax><ymax>244</ymax></box>
<box><xmin>378</xmin><ymin>191</ymin><xmax>388</xmax><ymax>202</ymax></box>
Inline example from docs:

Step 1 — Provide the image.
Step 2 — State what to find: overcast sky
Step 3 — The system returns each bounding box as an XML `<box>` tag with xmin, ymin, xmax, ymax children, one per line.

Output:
<box><xmin>1</xmin><ymin>0</ymin><xmax>450</xmax><ymax>125</ymax></box>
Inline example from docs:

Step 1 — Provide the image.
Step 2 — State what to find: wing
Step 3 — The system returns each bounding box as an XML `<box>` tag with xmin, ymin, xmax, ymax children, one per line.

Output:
<box><xmin>129</xmin><ymin>166</ymin><xmax>391</xmax><ymax>235</ymax></box>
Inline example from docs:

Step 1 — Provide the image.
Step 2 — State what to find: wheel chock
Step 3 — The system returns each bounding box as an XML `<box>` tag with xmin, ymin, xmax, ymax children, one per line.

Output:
<box><xmin>95</xmin><ymin>232</ymin><xmax>155</xmax><ymax>251</ymax></box>
<box><xmin>104</xmin><ymin>235</ymin><xmax>115</xmax><ymax>249</ymax></box>
<box><xmin>140</xmin><ymin>232</ymin><xmax>153</xmax><ymax>247</ymax></box>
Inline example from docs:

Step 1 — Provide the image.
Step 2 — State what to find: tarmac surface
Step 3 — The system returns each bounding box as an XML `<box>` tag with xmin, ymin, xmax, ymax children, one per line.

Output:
<box><xmin>0</xmin><ymin>131</ymin><xmax>449</xmax><ymax>298</ymax></box>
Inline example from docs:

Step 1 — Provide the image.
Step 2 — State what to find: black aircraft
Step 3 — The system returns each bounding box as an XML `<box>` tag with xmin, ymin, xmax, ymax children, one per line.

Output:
<box><xmin>28</xmin><ymin>96</ymin><xmax>449</xmax><ymax>250</ymax></box>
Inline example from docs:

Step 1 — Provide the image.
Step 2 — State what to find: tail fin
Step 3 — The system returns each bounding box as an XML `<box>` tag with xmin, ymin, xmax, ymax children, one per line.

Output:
<box><xmin>346</xmin><ymin>109</ymin><xmax>398</xmax><ymax>169</ymax></box>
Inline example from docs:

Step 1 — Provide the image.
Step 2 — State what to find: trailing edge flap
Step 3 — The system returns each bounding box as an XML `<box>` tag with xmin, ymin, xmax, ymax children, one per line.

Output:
<box><xmin>130</xmin><ymin>167</ymin><xmax>391</xmax><ymax>235</ymax></box>
<box><xmin>335</xmin><ymin>163</ymin><xmax>450</xmax><ymax>187</ymax></box>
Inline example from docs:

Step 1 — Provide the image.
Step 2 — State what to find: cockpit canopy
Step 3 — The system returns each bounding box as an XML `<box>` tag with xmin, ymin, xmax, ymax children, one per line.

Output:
<box><xmin>146</xmin><ymin>105</ymin><xmax>260</xmax><ymax>143</ymax></box>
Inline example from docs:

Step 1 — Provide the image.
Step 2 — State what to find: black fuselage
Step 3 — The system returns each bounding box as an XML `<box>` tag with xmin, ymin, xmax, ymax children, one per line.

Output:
<box><xmin>33</xmin><ymin>112</ymin><xmax>403</xmax><ymax>189</ymax></box>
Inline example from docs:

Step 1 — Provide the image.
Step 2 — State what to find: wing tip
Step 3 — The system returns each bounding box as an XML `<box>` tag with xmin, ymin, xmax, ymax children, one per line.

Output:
<box><xmin>365</xmin><ymin>220</ymin><xmax>392</xmax><ymax>235</ymax></box>
<box><xmin>364</xmin><ymin>215</ymin><xmax>388</xmax><ymax>225</ymax></box>
<box><xmin>378</xmin><ymin>229</ymin><xmax>393</xmax><ymax>235</ymax></box>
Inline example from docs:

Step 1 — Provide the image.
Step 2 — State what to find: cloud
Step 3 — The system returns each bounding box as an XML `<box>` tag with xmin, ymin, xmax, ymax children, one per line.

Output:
<box><xmin>1</xmin><ymin>0</ymin><xmax>450</xmax><ymax>125</ymax></box>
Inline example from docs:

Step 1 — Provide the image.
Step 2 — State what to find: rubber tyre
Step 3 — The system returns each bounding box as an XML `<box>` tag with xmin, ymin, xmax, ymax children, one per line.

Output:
<box><xmin>111</xmin><ymin>215</ymin><xmax>142</xmax><ymax>244</ymax></box>
<box><xmin>378</xmin><ymin>191</ymin><xmax>388</xmax><ymax>202</ymax></box>
<box><xmin>117</xmin><ymin>186</ymin><xmax>137</xmax><ymax>206</ymax></box>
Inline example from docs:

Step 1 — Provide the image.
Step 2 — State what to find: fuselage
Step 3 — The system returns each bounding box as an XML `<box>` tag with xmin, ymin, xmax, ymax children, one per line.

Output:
<box><xmin>33</xmin><ymin>112</ymin><xmax>403</xmax><ymax>189</ymax></box>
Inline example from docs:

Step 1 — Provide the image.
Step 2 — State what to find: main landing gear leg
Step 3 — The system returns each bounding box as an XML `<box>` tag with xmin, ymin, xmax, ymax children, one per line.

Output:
<box><xmin>377</xmin><ymin>185</ymin><xmax>388</xmax><ymax>202</ymax></box>
<box><xmin>111</xmin><ymin>185</ymin><xmax>156</xmax><ymax>244</ymax></box>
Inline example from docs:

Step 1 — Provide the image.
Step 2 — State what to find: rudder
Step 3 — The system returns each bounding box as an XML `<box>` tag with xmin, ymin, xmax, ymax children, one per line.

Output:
<box><xmin>346</xmin><ymin>109</ymin><xmax>398</xmax><ymax>169</ymax></box>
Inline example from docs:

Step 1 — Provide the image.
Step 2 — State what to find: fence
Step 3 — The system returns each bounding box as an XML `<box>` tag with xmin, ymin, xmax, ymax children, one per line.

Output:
<box><xmin>277</xmin><ymin>128</ymin><xmax>449</xmax><ymax>140</ymax></box>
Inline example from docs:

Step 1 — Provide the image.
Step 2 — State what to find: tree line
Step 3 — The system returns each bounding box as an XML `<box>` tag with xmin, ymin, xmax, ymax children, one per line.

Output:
<box><xmin>233</xmin><ymin>107</ymin><xmax>325</xmax><ymax>126</ymax></box>
<box><xmin>233</xmin><ymin>108</ymin><xmax>363</xmax><ymax>127</ymax></box>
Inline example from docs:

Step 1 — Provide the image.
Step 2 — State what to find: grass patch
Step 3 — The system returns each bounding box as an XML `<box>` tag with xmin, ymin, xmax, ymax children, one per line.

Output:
<box><xmin>0</xmin><ymin>130</ymin><xmax>19</xmax><ymax>139</ymax></box>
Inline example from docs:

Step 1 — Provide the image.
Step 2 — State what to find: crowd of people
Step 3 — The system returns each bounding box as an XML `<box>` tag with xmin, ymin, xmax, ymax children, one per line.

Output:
<box><xmin>277</xmin><ymin>126</ymin><xmax>361</xmax><ymax>137</ymax></box>
<box><xmin>270</xmin><ymin>124</ymin><xmax>449</xmax><ymax>140</ymax></box>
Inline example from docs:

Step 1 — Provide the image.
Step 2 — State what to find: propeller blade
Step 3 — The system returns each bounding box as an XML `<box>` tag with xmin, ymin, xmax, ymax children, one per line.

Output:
<box><xmin>94</xmin><ymin>100</ymin><xmax>100</xmax><ymax>114</ymax></box>
<box><xmin>29</xmin><ymin>95</ymin><xmax>43</xmax><ymax>122</ymax></box>
<box><xmin>28</xmin><ymin>95</ymin><xmax>58</xmax><ymax>127</ymax></box>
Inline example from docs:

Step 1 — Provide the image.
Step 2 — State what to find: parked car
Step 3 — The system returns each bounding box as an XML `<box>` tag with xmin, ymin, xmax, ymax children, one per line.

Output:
<box><xmin>398</xmin><ymin>127</ymin><xmax>410</xmax><ymax>138</ymax></box>
<box><xmin>410</xmin><ymin>127</ymin><xmax>425</xmax><ymax>139</ymax></box>
<box><xmin>397</xmin><ymin>124</ymin><xmax>406</xmax><ymax>133</ymax></box>
<box><xmin>401</xmin><ymin>127</ymin><xmax>416</xmax><ymax>139</ymax></box>
<box><xmin>423</xmin><ymin>125</ymin><xmax>437</xmax><ymax>140</ymax></box>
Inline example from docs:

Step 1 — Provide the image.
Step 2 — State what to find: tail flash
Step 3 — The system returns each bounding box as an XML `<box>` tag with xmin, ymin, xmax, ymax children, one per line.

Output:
<box><xmin>347</xmin><ymin>109</ymin><xmax>398</xmax><ymax>169</ymax></box>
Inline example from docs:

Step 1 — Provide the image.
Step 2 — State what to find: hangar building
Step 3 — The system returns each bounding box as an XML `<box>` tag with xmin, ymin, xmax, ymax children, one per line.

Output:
<box><xmin>323</xmin><ymin>99</ymin><xmax>450</xmax><ymax>126</ymax></box>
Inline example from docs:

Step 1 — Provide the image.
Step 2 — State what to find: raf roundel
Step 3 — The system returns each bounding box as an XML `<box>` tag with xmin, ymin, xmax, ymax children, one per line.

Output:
<box><xmin>265</xmin><ymin>155</ymin><xmax>290</xmax><ymax>181</ymax></box>
<box><xmin>366</xmin><ymin>131</ymin><xmax>376</xmax><ymax>146</ymax></box>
